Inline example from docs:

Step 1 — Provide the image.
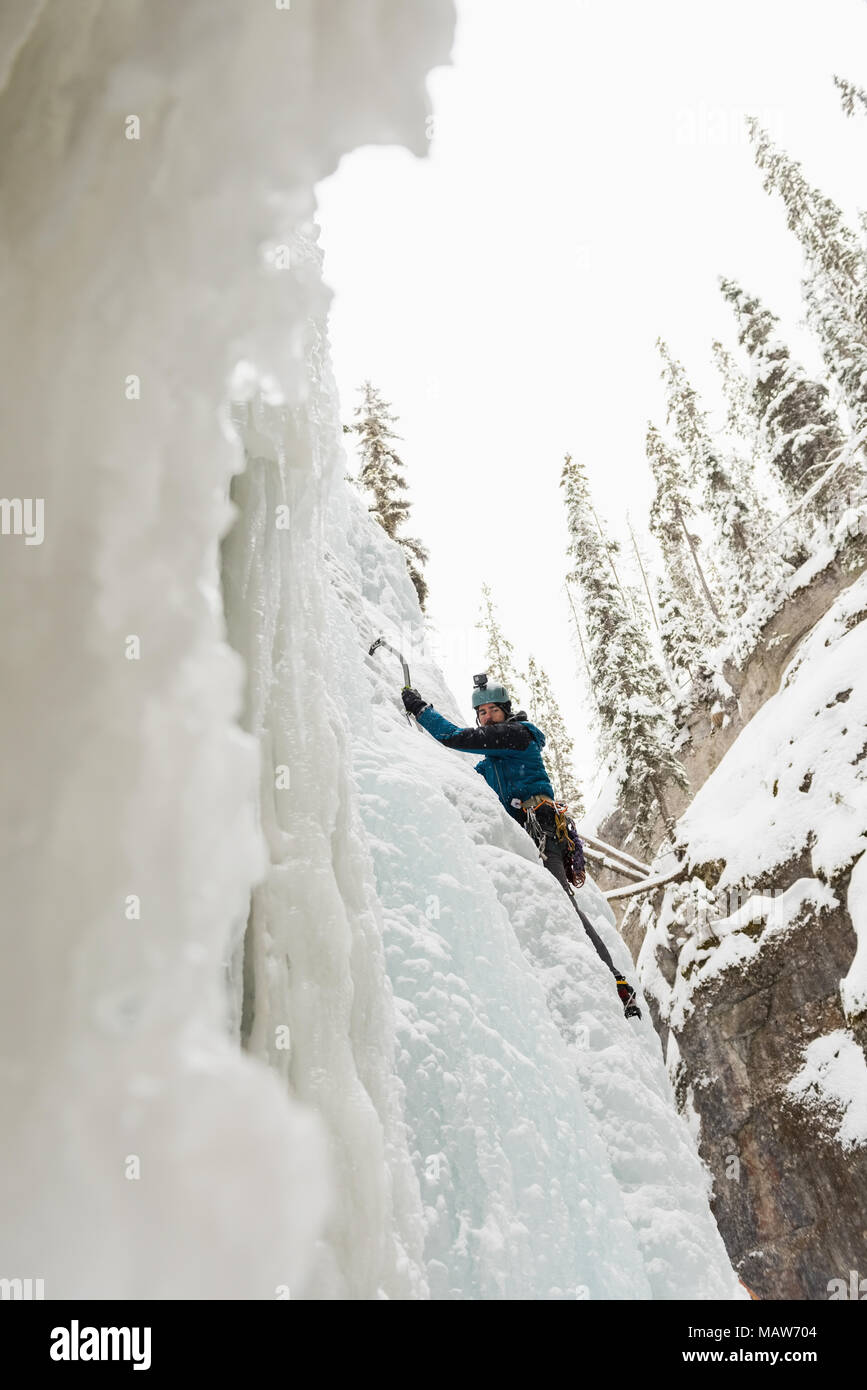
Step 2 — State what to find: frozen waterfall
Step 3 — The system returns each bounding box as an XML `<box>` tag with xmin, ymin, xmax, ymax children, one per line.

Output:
<box><xmin>0</xmin><ymin>0</ymin><xmax>741</xmax><ymax>1300</ymax></box>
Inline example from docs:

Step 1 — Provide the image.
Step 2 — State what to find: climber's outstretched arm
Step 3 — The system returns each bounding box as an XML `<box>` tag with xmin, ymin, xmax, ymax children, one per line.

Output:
<box><xmin>419</xmin><ymin>707</ymin><xmax>531</xmax><ymax>752</ymax></box>
<box><xmin>401</xmin><ymin>693</ymin><xmax>532</xmax><ymax>752</ymax></box>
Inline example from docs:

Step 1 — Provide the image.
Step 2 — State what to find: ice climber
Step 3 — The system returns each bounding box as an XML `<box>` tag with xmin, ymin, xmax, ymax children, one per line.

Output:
<box><xmin>400</xmin><ymin>677</ymin><xmax>642</xmax><ymax>1020</ymax></box>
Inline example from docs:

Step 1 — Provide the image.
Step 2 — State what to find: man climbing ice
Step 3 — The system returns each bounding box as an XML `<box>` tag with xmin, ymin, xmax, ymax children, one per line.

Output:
<box><xmin>401</xmin><ymin>675</ymin><xmax>642</xmax><ymax>1020</ymax></box>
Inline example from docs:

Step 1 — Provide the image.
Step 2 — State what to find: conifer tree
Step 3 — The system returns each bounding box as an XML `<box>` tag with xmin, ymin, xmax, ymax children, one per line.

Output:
<box><xmin>646</xmin><ymin>429</ymin><xmax>718</xmax><ymax>691</ymax></box>
<box><xmin>626</xmin><ymin>514</ymin><xmax>660</xmax><ymax>634</ymax></box>
<box><xmin>655</xmin><ymin>578</ymin><xmax>697</xmax><ymax>681</ymax></box>
<box><xmin>564</xmin><ymin>578</ymin><xmax>599</xmax><ymax>715</ymax></box>
<box><xmin>561</xmin><ymin>453</ymin><xmax>686</xmax><ymax>844</ymax></box>
<box><xmin>524</xmin><ymin>655</ymin><xmax>543</xmax><ymax>722</ymax></box>
<box><xmin>800</xmin><ymin>268</ymin><xmax>861</xmax><ymax>442</ymax></box>
<box><xmin>398</xmin><ymin>534</ymin><xmax>430</xmax><ymax>611</ymax></box>
<box><xmin>711</xmin><ymin>339</ymin><xmax>756</xmax><ymax>449</ymax></box>
<box><xmin>747</xmin><ymin>120</ymin><xmax>866</xmax><ymax>311</ymax></box>
<box><xmin>646</xmin><ymin>422</ymin><xmax>723</xmax><ymax>632</ymax></box>
<box><xmin>747</xmin><ymin>121</ymin><xmax>867</xmax><ymax>435</ymax></box>
<box><xmin>718</xmin><ymin>278</ymin><xmax>847</xmax><ymax>503</ymax></box>
<box><xmin>476</xmin><ymin>583</ymin><xmax>524</xmax><ymax>701</ymax></box>
<box><xmin>657</xmin><ymin>340</ymin><xmax>784</xmax><ymax>618</ymax></box>
<box><xmin>801</xmin><ymin>270</ymin><xmax>867</xmax><ymax>461</ymax></box>
<box><xmin>831</xmin><ymin>78</ymin><xmax>867</xmax><ymax>249</ymax></box>
<box><xmin>711</xmin><ymin>338</ymin><xmax>783</xmax><ymax>543</ymax></box>
<box><xmin>833</xmin><ymin>75</ymin><xmax>867</xmax><ymax>119</ymax></box>
<box><xmin>347</xmin><ymin>381</ymin><xmax>430</xmax><ymax>609</ymax></box>
<box><xmin>525</xmin><ymin>655</ymin><xmax>584</xmax><ymax>815</ymax></box>
<box><xmin>797</xmin><ymin>277</ymin><xmax>867</xmax><ymax>528</ymax></box>
<box><xmin>656</xmin><ymin>568</ymin><xmax>710</xmax><ymax>685</ymax></box>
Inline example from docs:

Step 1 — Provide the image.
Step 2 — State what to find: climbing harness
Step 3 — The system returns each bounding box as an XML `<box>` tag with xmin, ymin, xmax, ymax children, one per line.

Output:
<box><xmin>518</xmin><ymin>795</ymin><xmax>586</xmax><ymax>887</ymax></box>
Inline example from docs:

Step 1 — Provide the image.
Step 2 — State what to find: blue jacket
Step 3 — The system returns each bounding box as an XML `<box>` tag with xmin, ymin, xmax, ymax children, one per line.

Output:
<box><xmin>416</xmin><ymin>705</ymin><xmax>555</xmax><ymax>821</ymax></box>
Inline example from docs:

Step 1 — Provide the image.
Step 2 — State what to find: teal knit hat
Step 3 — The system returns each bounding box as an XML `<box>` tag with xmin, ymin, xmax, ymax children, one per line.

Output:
<box><xmin>472</xmin><ymin>681</ymin><xmax>510</xmax><ymax>709</ymax></box>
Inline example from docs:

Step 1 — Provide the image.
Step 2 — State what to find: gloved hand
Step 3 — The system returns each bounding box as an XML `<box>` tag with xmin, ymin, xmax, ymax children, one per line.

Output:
<box><xmin>401</xmin><ymin>687</ymin><xmax>429</xmax><ymax>717</ymax></box>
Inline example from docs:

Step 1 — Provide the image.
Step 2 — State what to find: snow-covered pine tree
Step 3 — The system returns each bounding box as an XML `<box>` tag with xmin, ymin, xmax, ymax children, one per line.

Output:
<box><xmin>524</xmin><ymin>655</ymin><xmax>542</xmax><ymax>722</ymax></box>
<box><xmin>349</xmin><ymin>381</ymin><xmax>408</xmax><ymax>532</ymax></box>
<box><xmin>718</xmin><ymin>278</ymin><xmax>847</xmax><ymax>507</ymax></box>
<box><xmin>806</xmin><ymin>264</ymin><xmax>867</xmax><ymax>423</ymax></box>
<box><xmin>626</xmin><ymin>513</ymin><xmax>660</xmax><ymax>634</ymax></box>
<box><xmin>398</xmin><ymin>535</ymin><xmax>430</xmax><ymax>611</ymax></box>
<box><xmin>646</xmin><ymin>421</ymin><xmax>724</xmax><ymax>634</ymax></box>
<box><xmin>564</xmin><ymin>578</ymin><xmax>600</xmax><ymax>715</ymax></box>
<box><xmin>656</xmin><ymin>563</ymin><xmax>712</xmax><ymax>690</ymax></box>
<box><xmin>833</xmin><ymin>75</ymin><xmax>867</xmax><ymax>119</ymax></box>
<box><xmin>347</xmin><ymin>381</ymin><xmax>430</xmax><ymax>609</ymax></box>
<box><xmin>710</xmin><ymin>337</ymin><xmax>784</xmax><ymax>548</ymax></box>
<box><xmin>832</xmin><ymin>77</ymin><xmax>867</xmax><ymax>273</ymax></box>
<box><xmin>711</xmin><ymin>338</ymin><xmax>756</xmax><ymax>449</ymax></box>
<box><xmin>657</xmin><ymin>340</ymin><xmax>785</xmax><ymax>621</ymax></box>
<box><xmin>584</xmin><ymin>499</ymin><xmax>646</xmax><ymax>624</ymax></box>
<box><xmin>798</xmin><ymin>273</ymin><xmax>867</xmax><ymax>524</ymax></box>
<box><xmin>747</xmin><ymin>119</ymin><xmax>866</xmax><ymax>311</ymax></box>
<box><xmin>747</xmin><ymin>120</ymin><xmax>867</xmax><ymax>440</ymax></box>
<box><xmin>645</xmin><ymin>429</ymin><xmax>718</xmax><ymax>698</ymax></box>
<box><xmin>560</xmin><ymin>453</ymin><xmax>686</xmax><ymax>845</ymax></box>
<box><xmin>525</xmin><ymin>655</ymin><xmax>585</xmax><ymax>816</ymax></box>
<box><xmin>476</xmin><ymin>582</ymin><xmax>525</xmax><ymax>701</ymax></box>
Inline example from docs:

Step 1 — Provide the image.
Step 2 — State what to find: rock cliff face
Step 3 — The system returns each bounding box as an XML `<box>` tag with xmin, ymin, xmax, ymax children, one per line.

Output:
<box><xmin>595</xmin><ymin>537</ymin><xmax>867</xmax><ymax>1299</ymax></box>
<box><xmin>666</xmin><ymin>878</ymin><xmax>865</xmax><ymax>1300</ymax></box>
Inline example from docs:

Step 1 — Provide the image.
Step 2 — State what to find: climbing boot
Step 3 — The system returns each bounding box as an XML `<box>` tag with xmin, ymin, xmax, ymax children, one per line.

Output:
<box><xmin>615</xmin><ymin>975</ymin><xmax>642</xmax><ymax>1020</ymax></box>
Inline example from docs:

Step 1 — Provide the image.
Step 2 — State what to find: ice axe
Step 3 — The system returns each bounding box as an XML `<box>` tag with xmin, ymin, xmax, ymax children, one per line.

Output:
<box><xmin>368</xmin><ymin>636</ymin><xmax>416</xmax><ymax>728</ymax></box>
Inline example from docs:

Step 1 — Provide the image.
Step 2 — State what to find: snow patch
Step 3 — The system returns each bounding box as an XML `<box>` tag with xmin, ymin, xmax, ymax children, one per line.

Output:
<box><xmin>786</xmin><ymin>1030</ymin><xmax>867</xmax><ymax>1150</ymax></box>
<box><xmin>842</xmin><ymin>850</ymin><xmax>867</xmax><ymax>1020</ymax></box>
<box><xmin>677</xmin><ymin>572</ymin><xmax>867</xmax><ymax>888</ymax></box>
<box><xmin>641</xmin><ymin>878</ymin><xmax>839</xmax><ymax>1030</ymax></box>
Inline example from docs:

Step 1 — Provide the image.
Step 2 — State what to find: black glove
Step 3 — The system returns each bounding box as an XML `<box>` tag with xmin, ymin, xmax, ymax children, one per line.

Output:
<box><xmin>401</xmin><ymin>687</ymin><xmax>429</xmax><ymax>717</ymax></box>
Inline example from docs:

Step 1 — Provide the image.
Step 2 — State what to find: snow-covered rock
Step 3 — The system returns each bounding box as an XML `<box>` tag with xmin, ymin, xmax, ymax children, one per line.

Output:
<box><xmin>636</xmin><ymin>573</ymin><xmax>867</xmax><ymax>1298</ymax></box>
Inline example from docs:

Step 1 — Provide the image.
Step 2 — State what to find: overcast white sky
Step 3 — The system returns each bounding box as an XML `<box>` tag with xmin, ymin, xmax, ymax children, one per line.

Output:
<box><xmin>316</xmin><ymin>0</ymin><xmax>867</xmax><ymax>799</ymax></box>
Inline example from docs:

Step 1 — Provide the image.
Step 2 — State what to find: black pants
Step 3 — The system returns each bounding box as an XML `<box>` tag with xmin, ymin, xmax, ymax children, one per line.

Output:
<box><xmin>524</xmin><ymin>804</ymin><xmax>618</xmax><ymax>978</ymax></box>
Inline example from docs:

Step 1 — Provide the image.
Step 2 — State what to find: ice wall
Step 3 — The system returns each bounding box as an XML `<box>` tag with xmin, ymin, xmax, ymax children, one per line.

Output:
<box><xmin>0</xmin><ymin>0</ymin><xmax>454</xmax><ymax>1298</ymax></box>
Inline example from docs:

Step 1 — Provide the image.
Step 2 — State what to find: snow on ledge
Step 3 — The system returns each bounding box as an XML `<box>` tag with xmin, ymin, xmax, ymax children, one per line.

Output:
<box><xmin>644</xmin><ymin>877</ymin><xmax>839</xmax><ymax>1032</ymax></box>
<box><xmin>786</xmin><ymin>1030</ymin><xmax>867</xmax><ymax>1151</ymax></box>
